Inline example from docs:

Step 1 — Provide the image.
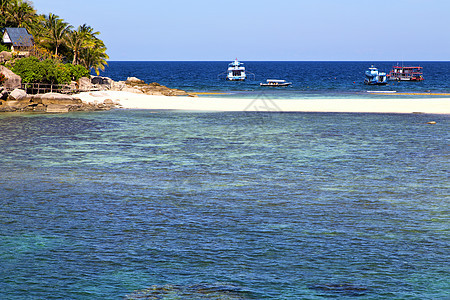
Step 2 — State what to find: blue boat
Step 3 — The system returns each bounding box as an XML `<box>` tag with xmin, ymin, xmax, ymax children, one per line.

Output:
<box><xmin>364</xmin><ymin>66</ymin><xmax>387</xmax><ymax>85</ymax></box>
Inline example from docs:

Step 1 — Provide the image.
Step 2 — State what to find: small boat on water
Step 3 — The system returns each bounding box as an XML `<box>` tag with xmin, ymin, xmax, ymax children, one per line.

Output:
<box><xmin>364</xmin><ymin>66</ymin><xmax>387</xmax><ymax>85</ymax></box>
<box><xmin>387</xmin><ymin>65</ymin><xmax>424</xmax><ymax>81</ymax></box>
<box><xmin>260</xmin><ymin>79</ymin><xmax>292</xmax><ymax>87</ymax></box>
<box><xmin>226</xmin><ymin>59</ymin><xmax>247</xmax><ymax>81</ymax></box>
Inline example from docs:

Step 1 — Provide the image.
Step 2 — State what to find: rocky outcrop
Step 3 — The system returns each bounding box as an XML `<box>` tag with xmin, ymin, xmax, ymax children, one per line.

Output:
<box><xmin>0</xmin><ymin>65</ymin><xmax>21</xmax><ymax>91</ymax></box>
<box><xmin>0</xmin><ymin>90</ymin><xmax>118</xmax><ymax>113</ymax></box>
<box><xmin>125</xmin><ymin>77</ymin><xmax>145</xmax><ymax>85</ymax></box>
<box><xmin>78</xmin><ymin>77</ymin><xmax>94</xmax><ymax>91</ymax></box>
<box><xmin>0</xmin><ymin>73</ymin><xmax>193</xmax><ymax>113</ymax></box>
<box><xmin>39</xmin><ymin>92</ymin><xmax>82</xmax><ymax>105</ymax></box>
<box><xmin>89</xmin><ymin>75</ymin><xmax>195</xmax><ymax>97</ymax></box>
<box><xmin>91</xmin><ymin>76</ymin><xmax>113</xmax><ymax>87</ymax></box>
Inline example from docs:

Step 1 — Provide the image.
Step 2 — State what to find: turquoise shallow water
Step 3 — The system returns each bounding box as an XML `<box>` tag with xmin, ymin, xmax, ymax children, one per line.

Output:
<box><xmin>0</xmin><ymin>110</ymin><xmax>449</xmax><ymax>299</ymax></box>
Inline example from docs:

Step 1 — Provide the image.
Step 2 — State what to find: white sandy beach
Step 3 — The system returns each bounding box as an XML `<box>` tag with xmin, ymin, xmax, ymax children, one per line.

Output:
<box><xmin>76</xmin><ymin>91</ymin><xmax>450</xmax><ymax>114</ymax></box>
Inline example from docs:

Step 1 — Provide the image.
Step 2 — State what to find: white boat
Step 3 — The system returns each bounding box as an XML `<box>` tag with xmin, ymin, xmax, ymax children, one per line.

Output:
<box><xmin>364</xmin><ymin>66</ymin><xmax>387</xmax><ymax>85</ymax></box>
<box><xmin>226</xmin><ymin>59</ymin><xmax>247</xmax><ymax>81</ymax></box>
<box><xmin>260</xmin><ymin>79</ymin><xmax>292</xmax><ymax>87</ymax></box>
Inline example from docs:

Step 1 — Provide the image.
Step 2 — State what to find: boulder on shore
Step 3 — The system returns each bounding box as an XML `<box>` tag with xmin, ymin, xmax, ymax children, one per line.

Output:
<box><xmin>78</xmin><ymin>77</ymin><xmax>93</xmax><ymax>91</ymax></box>
<box><xmin>91</xmin><ymin>76</ymin><xmax>113</xmax><ymax>86</ymax></box>
<box><xmin>3</xmin><ymin>99</ymin><xmax>31</xmax><ymax>111</ymax></box>
<box><xmin>126</xmin><ymin>77</ymin><xmax>145</xmax><ymax>85</ymax></box>
<box><xmin>8</xmin><ymin>88</ymin><xmax>27</xmax><ymax>100</ymax></box>
<box><xmin>41</xmin><ymin>92</ymin><xmax>77</xmax><ymax>100</ymax></box>
<box><xmin>0</xmin><ymin>65</ymin><xmax>21</xmax><ymax>91</ymax></box>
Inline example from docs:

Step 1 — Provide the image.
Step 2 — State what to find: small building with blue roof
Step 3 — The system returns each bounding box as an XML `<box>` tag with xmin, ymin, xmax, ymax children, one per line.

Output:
<box><xmin>2</xmin><ymin>27</ymin><xmax>34</xmax><ymax>56</ymax></box>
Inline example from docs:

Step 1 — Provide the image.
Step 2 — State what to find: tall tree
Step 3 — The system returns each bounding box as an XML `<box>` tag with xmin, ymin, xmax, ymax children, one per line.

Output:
<box><xmin>66</xmin><ymin>24</ymin><xmax>100</xmax><ymax>65</ymax></box>
<box><xmin>0</xmin><ymin>0</ymin><xmax>12</xmax><ymax>27</ymax></box>
<box><xmin>79</xmin><ymin>38</ymin><xmax>109</xmax><ymax>75</ymax></box>
<box><xmin>5</xmin><ymin>0</ymin><xmax>36</xmax><ymax>28</ymax></box>
<box><xmin>27</xmin><ymin>13</ymin><xmax>46</xmax><ymax>44</ymax></box>
<box><xmin>44</xmin><ymin>13</ymin><xmax>72</xmax><ymax>56</ymax></box>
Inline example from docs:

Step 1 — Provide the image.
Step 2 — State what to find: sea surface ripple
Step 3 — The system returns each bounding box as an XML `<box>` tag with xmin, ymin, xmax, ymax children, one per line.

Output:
<box><xmin>0</xmin><ymin>111</ymin><xmax>448</xmax><ymax>299</ymax></box>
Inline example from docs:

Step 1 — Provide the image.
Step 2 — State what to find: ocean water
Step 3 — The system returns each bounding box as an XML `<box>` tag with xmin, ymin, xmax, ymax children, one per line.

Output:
<box><xmin>0</xmin><ymin>110</ymin><xmax>448</xmax><ymax>299</ymax></box>
<box><xmin>98</xmin><ymin>61</ymin><xmax>450</xmax><ymax>99</ymax></box>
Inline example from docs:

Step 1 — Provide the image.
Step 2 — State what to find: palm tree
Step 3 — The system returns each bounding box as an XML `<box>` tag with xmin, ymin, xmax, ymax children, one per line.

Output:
<box><xmin>66</xmin><ymin>29</ymin><xmax>85</xmax><ymax>64</ymax></box>
<box><xmin>27</xmin><ymin>13</ymin><xmax>46</xmax><ymax>43</ymax></box>
<box><xmin>66</xmin><ymin>24</ymin><xmax>100</xmax><ymax>65</ymax></box>
<box><xmin>0</xmin><ymin>0</ymin><xmax>12</xmax><ymax>26</ymax></box>
<box><xmin>79</xmin><ymin>38</ymin><xmax>109</xmax><ymax>75</ymax></box>
<box><xmin>44</xmin><ymin>13</ymin><xmax>72</xmax><ymax>56</ymax></box>
<box><xmin>5</xmin><ymin>0</ymin><xmax>36</xmax><ymax>28</ymax></box>
<box><xmin>0</xmin><ymin>0</ymin><xmax>10</xmax><ymax>12</ymax></box>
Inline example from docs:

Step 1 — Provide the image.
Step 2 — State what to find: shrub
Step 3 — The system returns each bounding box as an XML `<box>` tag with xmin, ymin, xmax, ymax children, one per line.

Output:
<box><xmin>11</xmin><ymin>57</ymin><xmax>43</xmax><ymax>83</ymax></box>
<box><xmin>65</xmin><ymin>63</ymin><xmax>90</xmax><ymax>81</ymax></box>
<box><xmin>11</xmin><ymin>57</ymin><xmax>90</xmax><ymax>84</ymax></box>
<box><xmin>0</xmin><ymin>44</ymin><xmax>10</xmax><ymax>52</ymax></box>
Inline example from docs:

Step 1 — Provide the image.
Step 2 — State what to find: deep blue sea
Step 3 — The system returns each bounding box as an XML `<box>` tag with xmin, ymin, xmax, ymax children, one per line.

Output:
<box><xmin>98</xmin><ymin>61</ymin><xmax>450</xmax><ymax>99</ymax></box>
<box><xmin>0</xmin><ymin>107</ymin><xmax>448</xmax><ymax>299</ymax></box>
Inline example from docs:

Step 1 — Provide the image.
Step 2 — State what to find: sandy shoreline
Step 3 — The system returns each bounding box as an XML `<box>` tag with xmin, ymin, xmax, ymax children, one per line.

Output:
<box><xmin>76</xmin><ymin>91</ymin><xmax>450</xmax><ymax>114</ymax></box>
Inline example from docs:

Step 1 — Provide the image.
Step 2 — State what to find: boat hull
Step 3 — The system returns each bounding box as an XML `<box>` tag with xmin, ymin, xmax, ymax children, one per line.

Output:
<box><xmin>387</xmin><ymin>77</ymin><xmax>424</xmax><ymax>81</ymax></box>
<box><xmin>260</xmin><ymin>82</ymin><xmax>292</xmax><ymax>86</ymax></box>
<box><xmin>364</xmin><ymin>80</ymin><xmax>388</xmax><ymax>85</ymax></box>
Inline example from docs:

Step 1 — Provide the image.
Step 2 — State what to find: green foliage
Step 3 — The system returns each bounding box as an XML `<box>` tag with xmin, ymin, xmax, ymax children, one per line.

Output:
<box><xmin>65</xmin><ymin>63</ymin><xmax>90</xmax><ymax>80</ymax></box>
<box><xmin>2</xmin><ymin>1</ymin><xmax>108</xmax><ymax>73</ymax></box>
<box><xmin>11</xmin><ymin>56</ymin><xmax>42</xmax><ymax>83</ymax></box>
<box><xmin>11</xmin><ymin>56</ymin><xmax>90</xmax><ymax>84</ymax></box>
<box><xmin>44</xmin><ymin>13</ymin><xmax>73</xmax><ymax>56</ymax></box>
<box><xmin>0</xmin><ymin>43</ymin><xmax>10</xmax><ymax>52</ymax></box>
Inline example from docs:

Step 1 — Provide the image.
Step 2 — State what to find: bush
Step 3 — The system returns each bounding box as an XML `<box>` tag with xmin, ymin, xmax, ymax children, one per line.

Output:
<box><xmin>11</xmin><ymin>57</ymin><xmax>90</xmax><ymax>84</ymax></box>
<box><xmin>0</xmin><ymin>44</ymin><xmax>10</xmax><ymax>52</ymax></box>
<box><xmin>65</xmin><ymin>63</ymin><xmax>90</xmax><ymax>81</ymax></box>
<box><xmin>11</xmin><ymin>57</ymin><xmax>43</xmax><ymax>83</ymax></box>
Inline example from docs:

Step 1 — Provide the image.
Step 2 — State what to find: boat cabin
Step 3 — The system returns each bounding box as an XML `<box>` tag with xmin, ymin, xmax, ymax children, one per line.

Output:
<box><xmin>387</xmin><ymin>66</ymin><xmax>424</xmax><ymax>81</ymax></box>
<box><xmin>226</xmin><ymin>59</ymin><xmax>247</xmax><ymax>81</ymax></box>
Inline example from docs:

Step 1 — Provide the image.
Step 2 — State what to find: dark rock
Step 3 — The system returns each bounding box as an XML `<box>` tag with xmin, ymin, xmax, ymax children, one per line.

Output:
<box><xmin>0</xmin><ymin>87</ymin><xmax>8</xmax><ymax>100</ymax></box>
<box><xmin>91</xmin><ymin>76</ymin><xmax>113</xmax><ymax>86</ymax></box>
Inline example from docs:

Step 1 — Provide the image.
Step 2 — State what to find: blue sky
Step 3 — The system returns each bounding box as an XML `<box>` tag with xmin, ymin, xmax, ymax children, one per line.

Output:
<box><xmin>33</xmin><ymin>0</ymin><xmax>450</xmax><ymax>61</ymax></box>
